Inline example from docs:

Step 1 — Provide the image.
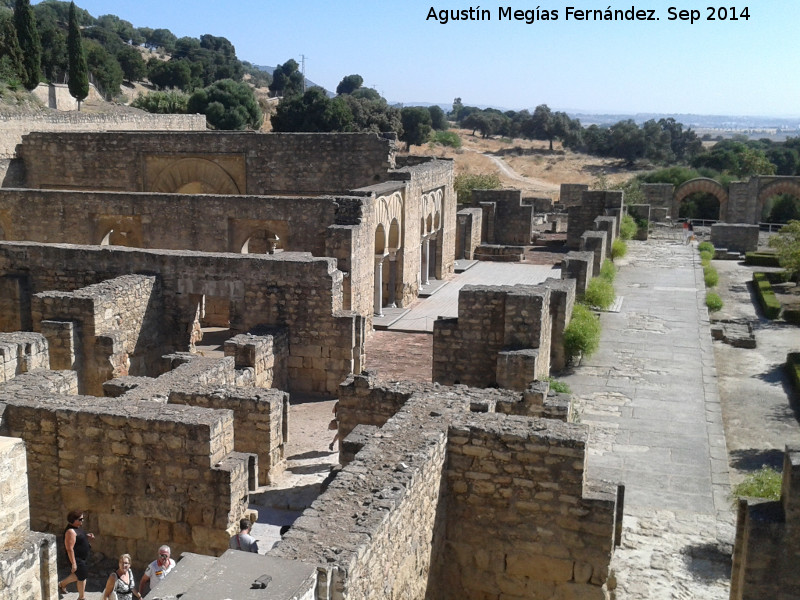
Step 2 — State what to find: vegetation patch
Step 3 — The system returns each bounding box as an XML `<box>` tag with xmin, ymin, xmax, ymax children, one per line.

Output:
<box><xmin>545</xmin><ymin>377</ymin><xmax>571</xmax><ymax>394</ymax></box>
<box><xmin>431</xmin><ymin>130</ymin><xmax>461</xmax><ymax>148</ymax></box>
<box><xmin>700</xmin><ymin>250</ymin><xmax>713</xmax><ymax>266</ymax></box>
<box><xmin>753</xmin><ymin>272</ymin><xmax>782</xmax><ymax>319</ymax></box>
<box><xmin>454</xmin><ymin>173</ymin><xmax>502</xmax><ymax>204</ymax></box>
<box><xmin>619</xmin><ymin>214</ymin><xmax>637</xmax><ymax>241</ymax></box>
<box><xmin>703</xmin><ymin>265</ymin><xmax>719</xmax><ymax>287</ymax></box>
<box><xmin>584</xmin><ymin>277</ymin><xmax>616</xmax><ymax>310</ymax></box>
<box><xmin>744</xmin><ymin>251</ymin><xmax>781</xmax><ymax>268</ymax></box>
<box><xmin>706</xmin><ymin>292</ymin><xmax>723</xmax><ymax>312</ymax></box>
<box><xmin>698</xmin><ymin>241</ymin><xmax>715</xmax><ymax>254</ymax></box>
<box><xmin>611</xmin><ymin>238</ymin><xmax>627</xmax><ymax>261</ymax></box>
<box><xmin>599</xmin><ymin>259</ymin><xmax>617</xmax><ymax>282</ymax></box>
<box><xmin>564</xmin><ymin>304</ymin><xmax>601</xmax><ymax>361</ymax></box>
<box><xmin>731</xmin><ymin>466</ymin><xmax>782</xmax><ymax>505</ymax></box>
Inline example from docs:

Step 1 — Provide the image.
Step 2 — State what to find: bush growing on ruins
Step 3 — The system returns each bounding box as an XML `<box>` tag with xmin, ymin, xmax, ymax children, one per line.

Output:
<box><xmin>599</xmin><ymin>259</ymin><xmax>616</xmax><ymax>282</ymax></box>
<box><xmin>698</xmin><ymin>241</ymin><xmax>714</xmax><ymax>254</ymax></box>
<box><xmin>454</xmin><ymin>173</ymin><xmax>501</xmax><ymax>204</ymax></box>
<box><xmin>619</xmin><ymin>214</ymin><xmax>637</xmax><ymax>240</ymax></box>
<box><xmin>703</xmin><ymin>265</ymin><xmax>719</xmax><ymax>287</ymax></box>
<box><xmin>731</xmin><ymin>466</ymin><xmax>781</xmax><ymax>504</ymax></box>
<box><xmin>611</xmin><ymin>238</ymin><xmax>627</xmax><ymax>261</ymax></box>
<box><xmin>769</xmin><ymin>220</ymin><xmax>800</xmax><ymax>282</ymax></box>
<box><xmin>706</xmin><ymin>292</ymin><xmax>723</xmax><ymax>312</ymax></box>
<box><xmin>585</xmin><ymin>277</ymin><xmax>616</xmax><ymax>310</ymax></box>
<box><xmin>564</xmin><ymin>304</ymin><xmax>601</xmax><ymax>361</ymax></box>
<box><xmin>545</xmin><ymin>377</ymin><xmax>571</xmax><ymax>394</ymax></box>
<box><xmin>700</xmin><ymin>251</ymin><xmax>713</xmax><ymax>266</ymax></box>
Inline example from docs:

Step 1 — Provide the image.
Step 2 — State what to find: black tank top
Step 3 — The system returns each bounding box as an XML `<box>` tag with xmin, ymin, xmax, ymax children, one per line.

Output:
<box><xmin>65</xmin><ymin>524</ymin><xmax>90</xmax><ymax>560</ymax></box>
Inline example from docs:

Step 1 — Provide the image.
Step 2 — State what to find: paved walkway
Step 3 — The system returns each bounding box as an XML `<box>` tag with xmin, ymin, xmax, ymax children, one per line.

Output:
<box><xmin>560</xmin><ymin>229</ymin><xmax>735</xmax><ymax>599</ymax></box>
<box><xmin>387</xmin><ymin>261</ymin><xmax>560</xmax><ymax>332</ymax></box>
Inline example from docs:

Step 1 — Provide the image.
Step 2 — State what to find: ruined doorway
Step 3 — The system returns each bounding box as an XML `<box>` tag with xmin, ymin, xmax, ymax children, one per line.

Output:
<box><xmin>190</xmin><ymin>294</ymin><xmax>232</xmax><ymax>357</ymax></box>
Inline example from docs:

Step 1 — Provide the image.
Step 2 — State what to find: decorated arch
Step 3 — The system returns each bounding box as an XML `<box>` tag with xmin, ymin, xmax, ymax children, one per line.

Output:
<box><xmin>674</xmin><ymin>178</ymin><xmax>728</xmax><ymax>220</ymax></box>
<box><xmin>150</xmin><ymin>158</ymin><xmax>241</xmax><ymax>194</ymax></box>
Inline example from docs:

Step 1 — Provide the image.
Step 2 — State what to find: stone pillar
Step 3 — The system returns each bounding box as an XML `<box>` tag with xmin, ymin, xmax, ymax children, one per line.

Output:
<box><xmin>422</xmin><ymin>238</ymin><xmax>430</xmax><ymax>286</ymax></box>
<box><xmin>387</xmin><ymin>249</ymin><xmax>398</xmax><ymax>308</ymax></box>
<box><xmin>374</xmin><ymin>255</ymin><xmax>385</xmax><ymax>317</ymax></box>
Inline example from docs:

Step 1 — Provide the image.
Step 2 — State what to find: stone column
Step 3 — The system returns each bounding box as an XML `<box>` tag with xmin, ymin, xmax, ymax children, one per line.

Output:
<box><xmin>387</xmin><ymin>249</ymin><xmax>398</xmax><ymax>308</ymax></box>
<box><xmin>374</xmin><ymin>255</ymin><xmax>385</xmax><ymax>317</ymax></box>
<box><xmin>422</xmin><ymin>238</ymin><xmax>430</xmax><ymax>286</ymax></box>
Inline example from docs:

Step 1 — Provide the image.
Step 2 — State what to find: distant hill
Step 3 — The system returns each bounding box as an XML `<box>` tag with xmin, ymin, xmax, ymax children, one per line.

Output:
<box><xmin>253</xmin><ymin>65</ymin><xmax>333</xmax><ymax>97</ymax></box>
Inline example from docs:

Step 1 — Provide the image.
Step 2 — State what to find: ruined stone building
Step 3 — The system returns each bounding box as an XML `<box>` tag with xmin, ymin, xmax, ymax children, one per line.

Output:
<box><xmin>0</xmin><ymin>129</ymin><xmax>625</xmax><ymax>599</ymax></box>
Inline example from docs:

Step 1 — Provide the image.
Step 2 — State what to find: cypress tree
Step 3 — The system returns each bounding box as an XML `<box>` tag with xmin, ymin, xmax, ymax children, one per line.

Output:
<box><xmin>66</xmin><ymin>1</ymin><xmax>88</xmax><ymax>109</ymax></box>
<box><xmin>13</xmin><ymin>0</ymin><xmax>41</xmax><ymax>90</ymax></box>
<box><xmin>0</xmin><ymin>13</ymin><xmax>25</xmax><ymax>85</ymax></box>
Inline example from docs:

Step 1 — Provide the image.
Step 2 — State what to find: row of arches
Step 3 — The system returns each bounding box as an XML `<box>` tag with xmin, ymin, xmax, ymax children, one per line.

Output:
<box><xmin>673</xmin><ymin>177</ymin><xmax>800</xmax><ymax>222</ymax></box>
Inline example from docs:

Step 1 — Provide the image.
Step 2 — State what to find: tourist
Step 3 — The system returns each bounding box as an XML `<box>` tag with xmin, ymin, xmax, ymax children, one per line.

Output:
<box><xmin>328</xmin><ymin>401</ymin><xmax>340</xmax><ymax>451</ymax></box>
<box><xmin>139</xmin><ymin>545</ymin><xmax>176</xmax><ymax>595</ymax></box>
<box><xmin>682</xmin><ymin>220</ymin><xmax>690</xmax><ymax>243</ymax></box>
<box><xmin>102</xmin><ymin>553</ymin><xmax>141</xmax><ymax>600</ymax></box>
<box><xmin>229</xmin><ymin>518</ymin><xmax>259</xmax><ymax>553</ymax></box>
<box><xmin>687</xmin><ymin>221</ymin><xmax>695</xmax><ymax>244</ymax></box>
<box><xmin>58</xmin><ymin>509</ymin><xmax>95</xmax><ymax>599</ymax></box>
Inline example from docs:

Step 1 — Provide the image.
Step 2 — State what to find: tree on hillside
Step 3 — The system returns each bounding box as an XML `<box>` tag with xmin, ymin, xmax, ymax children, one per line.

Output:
<box><xmin>428</xmin><ymin>105</ymin><xmax>447</xmax><ymax>130</ymax></box>
<box><xmin>769</xmin><ymin>220</ymin><xmax>800</xmax><ymax>282</ymax></box>
<box><xmin>144</xmin><ymin>28</ymin><xmax>177</xmax><ymax>53</ymax></box>
<box><xmin>116</xmin><ymin>44</ymin><xmax>146</xmax><ymax>82</ymax></box>
<box><xmin>147</xmin><ymin>57</ymin><xmax>192</xmax><ymax>90</ymax></box>
<box><xmin>84</xmin><ymin>38</ymin><xmax>122</xmax><ymax>99</ymax></box>
<box><xmin>271</xmin><ymin>87</ymin><xmax>353</xmax><ymax>132</ymax></box>
<box><xmin>341</xmin><ymin>94</ymin><xmax>401</xmax><ymax>134</ymax></box>
<box><xmin>14</xmin><ymin>0</ymin><xmax>41</xmax><ymax>89</ymax></box>
<box><xmin>269</xmin><ymin>59</ymin><xmax>304</xmax><ymax>98</ymax></box>
<box><xmin>336</xmin><ymin>74</ymin><xmax>363</xmax><ymax>95</ymax></box>
<box><xmin>351</xmin><ymin>87</ymin><xmax>381</xmax><ymax>101</ymax></box>
<box><xmin>66</xmin><ymin>1</ymin><xmax>88</xmax><ymax>108</ymax></box>
<box><xmin>400</xmin><ymin>106</ymin><xmax>432</xmax><ymax>148</ymax></box>
<box><xmin>187</xmin><ymin>79</ymin><xmax>262</xmax><ymax>130</ymax></box>
<box><xmin>131</xmin><ymin>89</ymin><xmax>189</xmax><ymax>114</ymax></box>
<box><xmin>0</xmin><ymin>11</ymin><xmax>25</xmax><ymax>85</ymax></box>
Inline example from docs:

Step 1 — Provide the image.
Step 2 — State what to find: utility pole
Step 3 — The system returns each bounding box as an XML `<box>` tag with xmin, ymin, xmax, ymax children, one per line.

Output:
<box><xmin>300</xmin><ymin>54</ymin><xmax>308</xmax><ymax>92</ymax></box>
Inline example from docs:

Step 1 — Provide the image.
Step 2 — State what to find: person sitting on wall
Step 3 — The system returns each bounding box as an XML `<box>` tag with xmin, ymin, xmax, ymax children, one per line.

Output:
<box><xmin>139</xmin><ymin>545</ymin><xmax>176</xmax><ymax>596</ymax></box>
<box><xmin>229</xmin><ymin>518</ymin><xmax>259</xmax><ymax>553</ymax></box>
<box><xmin>59</xmin><ymin>509</ymin><xmax>95</xmax><ymax>599</ymax></box>
<box><xmin>102</xmin><ymin>553</ymin><xmax>141</xmax><ymax>600</ymax></box>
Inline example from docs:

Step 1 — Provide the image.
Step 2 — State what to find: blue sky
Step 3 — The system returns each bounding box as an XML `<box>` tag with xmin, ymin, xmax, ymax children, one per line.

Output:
<box><xmin>46</xmin><ymin>1</ymin><xmax>800</xmax><ymax>117</ymax></box>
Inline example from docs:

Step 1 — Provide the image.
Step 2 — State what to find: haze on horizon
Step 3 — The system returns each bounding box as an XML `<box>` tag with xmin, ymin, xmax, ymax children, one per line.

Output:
<box><xmin>40</xmin><ymin>0</ymin><xmax>800</xmax><ymax>119</ymax></box>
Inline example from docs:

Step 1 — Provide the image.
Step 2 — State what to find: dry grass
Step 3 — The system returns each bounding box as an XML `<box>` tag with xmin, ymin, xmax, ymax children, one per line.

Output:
<box><xmin>408</xmin><ymin>128</ymin><xmax>638</xmax><ymax>199</ymax></box>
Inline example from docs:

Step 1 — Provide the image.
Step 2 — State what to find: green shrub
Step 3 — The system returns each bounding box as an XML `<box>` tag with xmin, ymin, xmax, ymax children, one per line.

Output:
<box><xmin>564</xmin><ymin>304</ymin><xmax>601</xmax><ymax>361</ymax></box>
<box><xmin>700</xmin><ymin>250</ymin><xmax>713</xmax><ymax>265</ymax></box>
<box><xmin>432</xmin><ymin>130</ymin><xmax>461</xmax><ymax>148</ymax></box>
<box><xmin>753</xmin><ymin>272</ymin><xmax>782</xmax><ymax>319</ymax></box>
<box><xmin>611</xmin><ymin>238</ymin><xmax>627</xmax><ymax>261</ymax></box>
<box><xmin>703</xmin><ymin>265</ymin><xmax>719</xmax><ymax>287</ymax></box>
<box><xmin>454</xmin><ymin>173</ymin><xmax>501</xmax><ymax>204</ymax></box>
<box><xmin>599</xmin><ymin>259</ymin><xmax>617</xmax><ymax>282</ymax></box>
<box><xmin>698</xmin><ymin>241</ymin><xmax>714</xmax><ymax>254</ymax></box>
<box><xmin>619</xmin><ymin>214</ymin><xmax>637</xmax><ymax>240</ymax></box>
<box><xmin>706</xmin><ymin>292</ymin><xmax>723</xmax><ymax>312</ymax></box>
<box><xmin>732</xmin><ymin>466</ymin><xmax>782</xmax><ymax>504</ymax></box>
<box><xmin>545</xmin><ymin>377</ymin><xmax>571</xmax><ymax>394</ymax></box>
<box><xmin>744</xmin><ymin>252</ymin><xmax>781</xmax><ymax>268</ymax></box>
<box><xmin>584</xmin><ymin>277</ymin><xmax>616</xmax><ymax>310</ymax></box>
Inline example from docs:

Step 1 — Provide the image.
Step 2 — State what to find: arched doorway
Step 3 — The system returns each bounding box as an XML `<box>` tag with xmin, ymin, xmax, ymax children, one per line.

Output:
<box><xmin>241</xmin><ymin>228</ymin><xmax>282</xmax><ymax>254</ymax></box>
<box><xmin>674</xmin><ymin>178</ymin><xmax>728</xmax><ymax>221</ymax></box>
<box><xmin>150</xmin><ymin>158</ymin><xmax>241</xmax><ymax>194</ymax></box>
<box><xmin>758</xmin><ymin>181</ymin><xmax>800</xmax><ymax>224</ymax></box>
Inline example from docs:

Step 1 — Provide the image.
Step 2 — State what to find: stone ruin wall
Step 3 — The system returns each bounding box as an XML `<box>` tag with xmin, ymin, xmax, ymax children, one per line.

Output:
<box><xmin>567</xmin><ymin>191</ymin><xmax>622</xmax><ymax>250</ymax></box>
<box><xmin>0</xmin><ymin>188</ymin><xmax>343</xmax><ymax>257</ymax></box>
<box><xmin>471</xmin><ymin>189</ymin><xmax>535</xmax><ymax>246</ymax></box>
<box><xmin>433</xmin><ymin>283</ymin><xmax>564</xmax><ymax>389</ymax></box>
<box><xmin>32</xmin><ymin>274</ymin><xmax>164</xmax><ymax>396</ymax></box>
<box><xmin>730</xmin><ymin>446</ymin><xmax>800</xmax><ymax>600</ymax></box>
<box><xmin>272</xmin><ymin>375</ymin><xmax>618</xmax><ymax>600</ymax></box>
<box><xmin>456</xmin><ymin>208</ymin><xmax>483</xmax><ymax>260</ymax></box>
<box><xmin>710</xmin><ymin>223</ymin><xmax>760</xmax><ymax>254</ymax></box>
<box><xmin>559</xmin><ymin>184</ymin><xmax>589</xmax><ymax>209</ymax></box>
<box><xmin>0</xmin><ymin>331</ymin><xmax>49</xmax><ymax>383</ymax></box>
<box><xmin>0</xmin><ymin>374</ymin><xmax>252</xmax><ymax>567</ymax></box>
<box><xmin>17</xmin><ymin>131</ymin><xmax>397</xmax><ymax>195</ymax></box>
<box><xmin>0</xmin><ymin>242</ymin><xmax>362</xmax><ymax>395</ymax></box>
